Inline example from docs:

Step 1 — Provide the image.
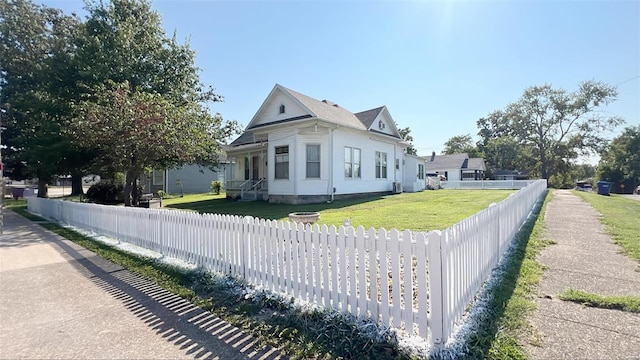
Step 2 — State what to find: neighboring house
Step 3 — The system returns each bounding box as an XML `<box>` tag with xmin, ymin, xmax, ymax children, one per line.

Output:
<box><xmin>147</xmin><ymin>153</ymin><xmax>234</xmax><ymax>194</ymax></box>
<box><xmin>493</xmin><ymin>169</ymin><xmax>529</xmax><ymax>180</ymax></box>
<box><xmin>225</xmin><ymin>84</ymin><xmax>415</xmax><ymax>204</ymax></box>
<box><xmin>423</xmin><ymin>152</ymin><xmax>485</xmax><ymax>181</ymax></box>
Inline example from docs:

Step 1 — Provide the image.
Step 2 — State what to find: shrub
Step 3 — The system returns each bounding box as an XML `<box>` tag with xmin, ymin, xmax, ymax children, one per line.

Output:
<box><xmin>210</xmin><ymin>180</ymin><xmax>223</xmax><ymax>195</ymax></box>
<box><xmin>85</xmin><ymin>182</ymin><xmax>124</xmax><ymax>204</ymax></box>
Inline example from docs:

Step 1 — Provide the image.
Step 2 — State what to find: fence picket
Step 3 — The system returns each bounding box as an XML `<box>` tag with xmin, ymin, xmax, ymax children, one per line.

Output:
<box><xmin>26</xmin><ymin>179</ymin><xmax>546</xmax><ymax>348</ymax></box>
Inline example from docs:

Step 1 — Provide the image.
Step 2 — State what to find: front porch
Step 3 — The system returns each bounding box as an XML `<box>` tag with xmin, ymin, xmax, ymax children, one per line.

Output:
<box><xmin>226</xmin><ymin>179</ymin><xmax>269</xmax><ymax>201</ymax></box>
<box><xmin>225</xmin><ymin>147</ymin><xmax>269</xmax><ymax>201</ymax></box>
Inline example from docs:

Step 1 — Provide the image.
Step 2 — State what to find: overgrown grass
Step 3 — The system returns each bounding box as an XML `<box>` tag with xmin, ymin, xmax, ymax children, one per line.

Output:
<box><xmin>572</xmin><ymin>191</ymin><xmax>640</xmax><ymax>262</ymax></box>
<box><xmin>163</xmin><ymin>190</ymin><xmax>514</xmax><ymax>232</ymax></box>
<box><xmin>558</xmin><ymin>289</ymin><xmax>640</xmax><ymax>313</ymax></box>
<box><xmin>10</xmin><ymin>205</ymin><xmax>408</xmax><ymax>359</ymax></box>
<box><xmin>457</xmin><ymin>191</ymin><xmax>553</xmax><ymax>360</ymax></box>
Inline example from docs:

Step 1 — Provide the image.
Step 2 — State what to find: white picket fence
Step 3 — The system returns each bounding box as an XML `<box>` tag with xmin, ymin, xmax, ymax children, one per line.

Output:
<box><xmin>440</xmin><ymin>179</ymin><xmax>535</xmax><ymax>190</ymax></box>
<box><xmin>27</xmin><ymin>179</ymin><xmax>547</xmax><ymax>347</ymax></box>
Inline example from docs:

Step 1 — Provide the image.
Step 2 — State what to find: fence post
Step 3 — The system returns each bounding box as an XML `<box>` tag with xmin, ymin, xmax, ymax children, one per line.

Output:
<box><xmin>428</xmin><ymin>230</ymin><xmax>444</xmax><ymax>347</ymax></box>
<box><xmin>241</xmin><ymin>216</ymin><xmax>249</xmax><ymax>280</ymax></box>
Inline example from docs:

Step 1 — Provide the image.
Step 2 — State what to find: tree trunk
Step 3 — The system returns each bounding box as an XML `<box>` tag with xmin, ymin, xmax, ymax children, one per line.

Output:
<box><xmin>123</xmin><ymin>169</ymin><xmax>136</xmax><ymax>206</ymax></box>
<box><xmin>37</xmin><ymin>179</ymin><xmax>49</xmax><ymax>198</ymax></box>
<box><xmin>70</xmin><ymin>173</ymin><xmax>84</xmax><ymax>196</ymax></box>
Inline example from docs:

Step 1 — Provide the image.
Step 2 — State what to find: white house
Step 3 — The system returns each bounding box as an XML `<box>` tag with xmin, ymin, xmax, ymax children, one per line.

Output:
<box><xmin>423</xmin><ymin>152</ymin><xmax>485</xmax><ymax>181</ymax></box>
<box><xmin>225</xmin><ymin>84</ymin><xmax>417</xmax><ymax>204</ymax></box>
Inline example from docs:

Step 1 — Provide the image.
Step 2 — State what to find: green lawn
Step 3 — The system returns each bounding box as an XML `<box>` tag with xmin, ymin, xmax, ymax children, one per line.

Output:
<box><xmin>572</xmin><ymin>191</ymin><xmax>640</xmax><ymax>262</ymax></box>
<box><xmin>163</xmin><ymin>190</ymin><xmax>514</xmax><ymax>232</ymax></box>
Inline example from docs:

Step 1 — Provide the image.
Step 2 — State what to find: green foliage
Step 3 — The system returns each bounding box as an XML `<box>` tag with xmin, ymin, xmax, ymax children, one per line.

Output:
<box><xmin>210</xmin><ymin>180</ymin><xmax>223</xmax><ymax>194</ymax></box>
<box><xmin>597</xmin><ymin>125</ymin><xmax>640</xmax><ymax>193</ymax></box>
<box><xmin>443</xmin><ymin>134</ymin><xmax>482</xmax><ymax>157</ymax></box>
<box><xmin>397</xmin><ymin>126</ymin><xmax>417</xmax><ymax>155</ymax></box>
<box><xmin>477</xmin><ymin>81</ymin><xmax>625</xmax><ymax>182</ymax></box>
<box><xmin>559</xmin><ymin>289</ymin><xmax>640</xmax><ymax>313</ymax></box>
<box><xmin>85</xmin><ymin>182</ymin><xmax>124</xmax><ymax>204</ymax></box>
<box><xmin>1</xmin><ymin>0</ymin><xmax>240</xmax><ymax>202</ymax></box>
<box><xmin>573</xmin><ymin>191</ymin><xmax>640</xmax><ymax>262</ymax></box>
<box><xmin>0</xmin><ymin>0</ymin><xmax>91</xmax><ymax>194</ymax></box>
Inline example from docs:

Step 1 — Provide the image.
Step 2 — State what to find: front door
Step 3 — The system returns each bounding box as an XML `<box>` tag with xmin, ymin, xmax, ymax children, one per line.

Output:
<box><xmin>252</xmin><ymin>156</ymin><xmax>260</xmax><ymax>180</ymax></box>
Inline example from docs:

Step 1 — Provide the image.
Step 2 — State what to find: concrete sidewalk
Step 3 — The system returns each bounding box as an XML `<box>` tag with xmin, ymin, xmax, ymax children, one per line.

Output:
<box><xmin>526</xmin><ymin>190</ymin><xmax>640</xmax><ymax>359</ymax></box>
<box><xmin>0</xmin><ymin>210</ymin><xmax>283</xmax><ymax>360</ymax></box>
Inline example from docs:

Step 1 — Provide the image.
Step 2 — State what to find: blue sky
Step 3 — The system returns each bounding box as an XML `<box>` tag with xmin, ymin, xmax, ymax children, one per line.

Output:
<box><xmin>44</xmin><ymin>0</ymin><xmax>639</xmax><ymax>161</ymax></box>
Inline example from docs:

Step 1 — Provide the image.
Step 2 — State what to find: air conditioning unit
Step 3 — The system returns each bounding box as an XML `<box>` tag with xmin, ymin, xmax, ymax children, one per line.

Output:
<box><xmin>393</xmin><ymin>182</ymin><xmax>403</xmax><ymax>194</ymax></box>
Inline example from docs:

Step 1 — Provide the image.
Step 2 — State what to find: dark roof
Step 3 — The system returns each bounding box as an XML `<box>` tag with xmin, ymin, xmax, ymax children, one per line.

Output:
<box><xmin>248</xmin><ymin>114</ymin><xmax>313</xmax><ymax>130</ymax></box>
<box><xmin>229</xmin><ymin>131</ymin><xmax>256</xmax><ymax>146</ymax></box>
<box><xmin>424</xmin><ymin>153</ymin><xmax>469</xmax><ymax>169</ymax></box>
<box><xmin>354</xmin><ymin>106</ymin><xmax>385</xmax><ymax>128</ymax></box>
<box><xmin>467</xmin><ymin>158</ymin><xmax>485</xmax><ymax>171</ymax></box>
<box><xmin>280</xmin><ymin>85</ymin><xmax>367</xmax><ymax>130</ymax></box>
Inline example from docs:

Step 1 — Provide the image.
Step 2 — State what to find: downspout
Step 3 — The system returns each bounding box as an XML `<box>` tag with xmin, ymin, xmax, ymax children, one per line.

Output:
<box><xmin>393</xmin><ymin>143</ymin><xmax>397</xmax><ymax>183</ymax></box>
<box><xmin>327</xmin><ymin>127</ymin><xmax>335</xmax><ymax>203</ymax></box>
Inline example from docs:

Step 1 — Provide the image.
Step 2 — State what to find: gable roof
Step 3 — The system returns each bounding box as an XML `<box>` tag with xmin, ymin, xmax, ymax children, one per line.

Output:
<box><xmin>423</xmin><ymin>153</ymin><xmax>486</xmax><ymax>171</ymax></box>
<box><xmin>467</xmin><ymin>158</ymin><xmax>486</xmax><ymax>171</ymax></box>
<box><xmin>424</xmin><ymin>153</ymin><xmax>469</xmax><ymax>169</ymax></box>
<box><xmin>278</xmin><ymin>86</ymin><xmax>370</xmax><ymax>131</ymax></box>
<box><xmin>238</xmin><ymin>84</ymin><xmax>401</xmax><ymax>141</ymax></box>
<box><xmin>354</xmin><ymin>106</ymin><xmax>385</xmax><ymax>128</ymax></box>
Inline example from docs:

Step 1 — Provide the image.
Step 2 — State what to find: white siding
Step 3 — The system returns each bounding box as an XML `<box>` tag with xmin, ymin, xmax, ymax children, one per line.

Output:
<box><xmin>444</xmin><ymin>168</ymin><xmax>461</xmax><ymax>181</ymax></box>
<box><xmin>372</xmin><ymin>111</ymin><xmax>397</xmax><ymax>137</ymax></box>
<box><xmin>331</xmin><ymin>129</ymin><xmax>400</xmax><ymax>195</ymax></box>
<box><xmin>403</xmin><ymin>155</ymin><xmax>426</xmax><ymax>193</ymax></box>
<box><xmin>268</xmin><ymin>128</ymin><xmax>297</xmax><ymax>195</ymax></box>
<box><xmin>295</xmin><ymin>132</ymin><xmax>330</xmax><ymax>196</ymax></box>
<box><xmin>251</xmin><ymin>90</ymin><xmax>311</xmax><ymax>128</ymax></box>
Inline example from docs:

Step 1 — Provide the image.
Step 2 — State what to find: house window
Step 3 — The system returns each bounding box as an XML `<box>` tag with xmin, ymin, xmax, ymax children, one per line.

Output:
<box><xmin>275</xmin><ymin>145</ymin><xmax>289</xmax><ymax>179</ymax></box>
<box><xmin>418</xmin><ymin>164</ymin><xmax>425</xmax><ymax>180</ymax></box>
<box><xmin>344</xmin><ymin>146</ymin><xmax>361</xmax><ymax>179</ymax></box>
<box><xmin>279</xmin><ymin>104</ymin><xmax>285</xmax><ymax>114</ymax></box>
<box><xmin>152</xmin><ymin>170</ymin><xmax>164</xmax><ymax>186</ymax></box>
<box><xmin>375</xmin><ymin>151</ymin><xmax>387</xmax><ymax>179</ymax></box>
<box><xmin>306</xmin><ymin>144</ymin><xmax>320</xmax><ymax>178</ymax></box>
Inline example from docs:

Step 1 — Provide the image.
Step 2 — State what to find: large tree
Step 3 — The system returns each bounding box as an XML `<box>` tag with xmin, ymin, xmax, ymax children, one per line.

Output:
<box><xmin>73</xmin><ymin>83</ymin><xmax>235</xmax><ymax>206</ymax></box>
<box><xmin>597</xmin><ymin>125</ymin><xmax>640</xmax><ymax>193</ymax></box>
<box><xmin>0</xmin><ymin>0</ymin><xmax>85</xmax><ymax>197</ymax></box>
<box><xmin>477</xmin><ymin>81</ymin><xmax>624</xmax><ymax>184</ymax></box>
<box><xmin>442</xmin><ymin>134</ymin><xmax>482</xmax><ymax>157</ymax></box>
<box><xmin>71</xmin><ymin>0</ymin><xmax>238</xmax><ymax>206</ymax></box>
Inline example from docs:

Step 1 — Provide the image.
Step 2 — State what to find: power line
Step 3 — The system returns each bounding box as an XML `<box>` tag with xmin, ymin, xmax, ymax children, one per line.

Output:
<box><xmin>614</xmin><ymin>75</ymin><xmax>640</xmax><ymax>86</ymax></box>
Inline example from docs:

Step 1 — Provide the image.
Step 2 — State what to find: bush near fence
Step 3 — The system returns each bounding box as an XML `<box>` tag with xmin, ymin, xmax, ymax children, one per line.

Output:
<box><xmin>27</xmin><ymin>179</ymin><xmax>547</xmax><ymax>348</ymax></box>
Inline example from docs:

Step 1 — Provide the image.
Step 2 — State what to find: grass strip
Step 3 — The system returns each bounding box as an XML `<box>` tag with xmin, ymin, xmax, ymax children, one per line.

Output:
<box><xmin>9</xmin><ymin>205</ymin><xmax>405</xmax><ymax>360</ymax></box>
<box><xmin>558</xmin><ymin>289</ymin><xmax>640</xmax><ymax>313</ymax></box>
<box><xmin>456</xmin><ymin>190</ymin><xmax>552</xmax><ymax>360</ymax></box>
<box><xmin>572</xmin><ymin>191</ymin><xmax>640</xmax><ymax>262</ymax></box>
<box><xmin>163</xmin><ymin>190</ymin><xmax>514</xmax><ymax>232</ymax></box>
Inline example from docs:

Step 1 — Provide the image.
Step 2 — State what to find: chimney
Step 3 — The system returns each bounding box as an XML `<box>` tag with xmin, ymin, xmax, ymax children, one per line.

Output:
<box><xmin>430</xmin><ymin>151</ymin><xmax>436</xmax><ymax>162</ymax></box>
